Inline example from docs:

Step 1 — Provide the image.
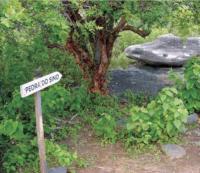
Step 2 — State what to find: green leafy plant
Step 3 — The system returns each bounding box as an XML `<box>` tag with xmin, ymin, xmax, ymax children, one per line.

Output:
<box><xmin>93</xmin><ymin>114</ymin><xmax>117</xmax><ymax>144</ymax></box>
<box><xmin>4</xmin><ymin>86</ymin><xmax>71</xmax><ymax>137</ymax></box>
<box><xmin>126</xmin><ymin>87</ymin><xmax>188</xmax><ymax>146</ymax></box>
<box><xmin>3</xmin><ymin>138</ymin><xmax>79</xmax><ymax>173</ymax></box>
<box><xmin>0</xmin><ymin>85</ymin><xmax>83</xmax><ymax>172</ymax></box>
<box><xmin>2</xmin><ymin>141</ymin><xmax>37</xmax><ymax>173</ymax></box>
<box><xmin>46</xmin><ymin>140</ymin><xmax>78</xmax><ymax>168</ymax></box>
<box><xmin>0</xmin><ymin>119</ymin><xmax>37</xmax><ymax>173</ymax></box>
<box><xmin>181</xmin><ymin>57</ymin><xmax>200</xmax><ymax>113</ymax></box>
<box><xmin>0</xmin><ymin>119</ymin><xmax>24</xmax><ymax>140</ymax></box>
<box><xmin>169</xmin><ymin>57</ymin><xmax>200</xmax><ymax>113</ymax></box>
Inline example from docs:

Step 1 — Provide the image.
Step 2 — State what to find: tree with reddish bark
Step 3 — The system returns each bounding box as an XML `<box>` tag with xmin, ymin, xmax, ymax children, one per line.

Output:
<box><xmin>54</xmin><ymin>0</ymin><xmax>170</xmax><ymax>94</ymax></box>
<box><xmin>47</xmin><ymin>0</ymin><xmax>199</xmax><ymax>94</ymax></box>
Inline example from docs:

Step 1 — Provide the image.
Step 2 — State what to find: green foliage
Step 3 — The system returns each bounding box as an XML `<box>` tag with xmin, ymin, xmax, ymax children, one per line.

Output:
<box><xmin>90</xmin><ymin>94</ymin><xmax>120</xmax><ymax>116</ymax></box>
<box><xmin>169</xmin><ymin>1</ymin><xmax>200</xmax><ymax>36</ymax></box>
<box><xmin>2</xmin><ymin>140</ymin><xmax>37</xmax><ymax>173</ymax></box>
<box><xmin>0</xmin><ymin>0</ymin><xmax>82</xmax><ymax>104</ymax></box>
<box><xmin>182</xmin><ymin>57</ymin><xmax>200</xmax><ymax>112</ymax></box>
<box><xmin>46</xmin><ymin>140</ymin><xmax>78</xmax><ymax>168</ymax></box>
<box><xmin>93</xmin><ymin>114</ymin><xmax>117</xmax><ymax>144</ymax></box>
<box><xmin>2</xmin><ymin>138</ymin><xmax>79</xmax><ymax>173</ymax></box>
<box><xmin>126</xmin><ymin>87</ymin><xmax>188</xmax><ymax>146</ymax></box>
<box><xmin>0</xmin><ymin>119</ymin><xmax>29</xmax><ymax>173</ymax></box>
<box><xmin>0</xmin><ymin>85</ymin><xmax>83</xmax><ymax>172</ymax></box>
<box><xmin>4</xmin><ymin>86</ymin><xmax>71</xmax><ymax>137</ymax></box>
<box><xmin>170</xmin><ymin>57</ymin><xmax>200</xmax><ymax>113</ymax></box>
<box><xmin>123</xmin><ymin>89</ymin><xmax>153</xmax><ymax>107</ymax></box>
<box><xmin>0</xmin><ymin>119</ymin><xmax>24</xmax><ymax>140</ymax></box>
<box><xmin>66</xmin><ymin>85</ymin><xmax>91</xmax><ymax>113</ymax></box>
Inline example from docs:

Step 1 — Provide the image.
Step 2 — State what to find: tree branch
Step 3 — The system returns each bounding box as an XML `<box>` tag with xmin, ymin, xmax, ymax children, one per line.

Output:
<box><xmin>62</xmin><ymin>0</ymin><xmax>83</xmax><ymax>23</ymax></box>
<box><xmin>112</xmin><ymin>16</ymin><xmax>127</xmax><ymax>35</ymax></box>
<box><xmin>122</xmin><ymin>24</ymin><xmax>150</xmax><ymax>38</ymax></box>
<box><xmin>65</xmin><ymin>31</ymin><xmax>94</xmax><ymax>79</ymax></box>
<box><xmin>47</xmin><ymin>43</ymin><xmax>66</xmax><ymax>51</ymax></box>
<box><xmin>112</xmin><ymin>16</ymin><xmax>150</xmax><ymax>38</ymax></box>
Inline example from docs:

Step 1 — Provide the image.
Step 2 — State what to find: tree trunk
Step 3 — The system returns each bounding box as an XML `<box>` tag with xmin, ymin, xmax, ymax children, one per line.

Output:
<box><xmin>90</xmin><ymin>32</ymin><xmax>115</xmax><ymax>94</ymax></box>
<box><xmin>65</xmin><ymin>29</ymin><xmax>116</xmax><ymax>95</ymax></box>
<box><xmin>90</xmin><ymin>45</ymin><xmax>109</xmax><ymax>94</ymax></box>
<box><xmin>66</xmin><ymin>35</ymin><xmax>94</xmax><ymax>80</ymax></box>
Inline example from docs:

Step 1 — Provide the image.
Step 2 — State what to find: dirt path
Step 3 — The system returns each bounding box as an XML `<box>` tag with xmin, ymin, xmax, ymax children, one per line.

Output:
<box><xmin>66</xmin><ymin>127</ymin><xmax>200</xmax><ymax>173</ymax></box>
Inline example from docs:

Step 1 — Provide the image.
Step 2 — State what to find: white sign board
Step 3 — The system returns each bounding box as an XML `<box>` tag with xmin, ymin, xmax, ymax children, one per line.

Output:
<box><xmin>20</xmin><ymin>72</ymin><xmax>62</xmax><ymax>98</ymax></box>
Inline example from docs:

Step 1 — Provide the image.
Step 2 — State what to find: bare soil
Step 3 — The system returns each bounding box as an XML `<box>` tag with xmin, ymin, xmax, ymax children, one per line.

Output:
<box><xmin>66</xmin><ymin>126</ymin><xmax>200</xmax><ymax>173</ymax></box>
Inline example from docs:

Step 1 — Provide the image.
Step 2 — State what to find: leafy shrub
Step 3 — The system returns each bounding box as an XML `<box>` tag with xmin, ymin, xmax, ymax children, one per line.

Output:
<box><xmin>0</xmin><ymin>48</ymin><xmax>82</xmax><ymax>105</ymax></box>
<box><xmin>181</xmin><ymin>57</ymin><xmax>200</xmax><ymax>112</ymax></box>
<box><xmin>46</xmin><ymin>140</ymin><xmax>78</xmax><ymax>168</ymax></box>
<box><xmin>3</xmin><ymin>138</ymin><xmax>78</xmax><ymax>173</ymax></box>
<box><xmin>90</xmin><ymin>94</ymin><xmax>121</xmax><ymax>117</ymax></box>
<box><xmin>4</xmin><ymin>86</ymin><xmax>71</xmax><ymax>137</ymax></box>
<box><xmin>93</xmin><ymin>114</ymin><xmax>117</xmax><ymax>144</ymax></box>
<box><xmin>0</xmin><ymin>119</ymin><xmax>25</xmax><ymax>140</ymax></box>
<box><xmin>0</xmin><ymin>0</ymin><xmax>79</xmax><ymax>105</ymax></box>
<box><xmin>126</xmin><ymin>87</ymin><xmax>188</xmax><ymax>146</ymax></box>
<box><xmin>2</xmin><ymin>140</ymin><xmax>37</xmax><ymax>173</ymax></box>
<box><xmin>66</xmin><ymin>85</ymin><xmax>91</xmax><ymax>113</ymax></box>
<box><xmin>169</xmin><ymin>57</ymin><xmax>200</xmax><ymax>113</ymax></box>
<box><xmin>0</xmin><ymin>85</ymin><xmax>81</xmax><ymax>172</ymax></box>
<box><xmin>0</xmin><ymin>118</ymin><xmax>37</xmax><ymax>173</ymax></box>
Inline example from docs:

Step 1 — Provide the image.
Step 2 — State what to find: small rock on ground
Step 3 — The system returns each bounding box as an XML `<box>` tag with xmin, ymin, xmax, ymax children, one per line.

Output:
<box><xmin>161</xmin><ymin>144</ymin><xmax>186</xmax><ymax>159</ymax></box>
<box><xmin>187</xmin><ymin>113</ymin><xmax>198</xmax><ymax>124</ymax></box>
<box><xmin>48</xmin><ymin>167</ymin><xmax>67</xmax><ymax>173</ymax></box>
<box><xmin>79</xmin><ymin>166</ymin><xmax>115</xmax><ymax>173</ymax></box>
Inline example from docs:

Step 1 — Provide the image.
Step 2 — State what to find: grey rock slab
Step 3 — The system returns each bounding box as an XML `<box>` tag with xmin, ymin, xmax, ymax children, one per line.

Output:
<box><xmin>187</xmin><ymin>113</ymin><xmax>199</xmax><ymax>124</ymax></box>
<box><xmin>48</xmin><ymin>167</ymin><xmax>67</xmax><ymax>173</ymax></box>
<box><xmin>108</xmin><ymin>65</ymin><xmax>183</xmax><ymax>96</ymax></box>
<box><xmin>161</xmin><ymin>144</ymin><xmax>186</xmax><ymax>159</ymax></box>
<box><xmin>125</xmin><ymin>34</ymin><xmax>200</xmax><ymax>66</ymax></box>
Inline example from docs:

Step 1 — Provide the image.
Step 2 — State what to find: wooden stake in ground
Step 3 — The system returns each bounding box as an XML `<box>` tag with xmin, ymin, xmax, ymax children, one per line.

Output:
<box><xmin>35</xmin><ymin>90</ymin><xmax>47</xmax><ymax>173</ymax></box>
<box><xmin>20</xmin><ymin>71</ymin><xmax>62</xmax><ymax>173</ymax></box>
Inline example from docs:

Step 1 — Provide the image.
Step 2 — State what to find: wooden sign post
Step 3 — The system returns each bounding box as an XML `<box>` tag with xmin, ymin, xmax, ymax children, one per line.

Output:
<box><xmin>35</xmin><ymin>90</ymin><xmax>47</xmax><ymax>173</ymax></box>
<box><xmin>20</xmin><ymin>72</ymin><xmax>62</xmax><ymax>173</ymax></box>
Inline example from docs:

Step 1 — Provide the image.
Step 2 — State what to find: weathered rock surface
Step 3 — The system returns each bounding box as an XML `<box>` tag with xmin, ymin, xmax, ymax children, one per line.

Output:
<box><xmin>187</xmin><ymin>113</ymin><xmax>199</xmax><ymax>124</ymax></box>
<box><xmin>161</xmin><ymin>144</ymin><xmax>186</xmax><ymax>159</ymax></box>
<box><xmin>125</xmin><ymin>34</ymin><xmax>200</xmax><ymax>66</ymax></box>
<box><xmin>48</xmin><ymin>167</ymin><xmax>67</xmax><ymax>173</ymax></box>
<box><xmin>108</xmin><ymin>65</ymin><xmax>183</xmax><ymax>96</ymax></box>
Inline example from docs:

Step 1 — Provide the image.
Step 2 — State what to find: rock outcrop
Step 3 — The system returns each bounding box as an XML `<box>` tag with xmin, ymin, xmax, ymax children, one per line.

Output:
<box><xmin>109</xmin><ymin>65</ymin><xmax>183</xmax><ymax>96</ymax></box>
<box><xmin>125</xmin><ymin>34</ymin><xmax>200</xmax><ymax>66</ymax></box>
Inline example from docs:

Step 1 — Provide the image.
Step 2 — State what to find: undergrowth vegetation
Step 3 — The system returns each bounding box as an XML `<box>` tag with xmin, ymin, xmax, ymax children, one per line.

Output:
<box><xmin>126</xmin><ymin>87</ymin><xmax>188</xmax><ymax>147</ymax></box>
<box><xmin>169</xmin><ymin>57</ymin><xmax>200</xmax><ymax>113</ymax></box>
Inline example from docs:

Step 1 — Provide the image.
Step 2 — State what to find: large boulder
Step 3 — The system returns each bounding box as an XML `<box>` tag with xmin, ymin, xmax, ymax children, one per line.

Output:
<box><xmin>125</xmin><ymin>34</ymin><xmax>200</xmax><ymax>66</ymax></box>
<box><xmin>108</xmin><ymin>65</ymin><xmax>183</xmax><ymax>96</ymax></box>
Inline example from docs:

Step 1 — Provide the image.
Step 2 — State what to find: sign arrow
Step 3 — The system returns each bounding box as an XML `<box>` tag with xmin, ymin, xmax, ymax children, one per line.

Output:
<box><xmin>20</xmin><ymin>71</ymin><xmax>62</xmax><ymax>98</ymax></box>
